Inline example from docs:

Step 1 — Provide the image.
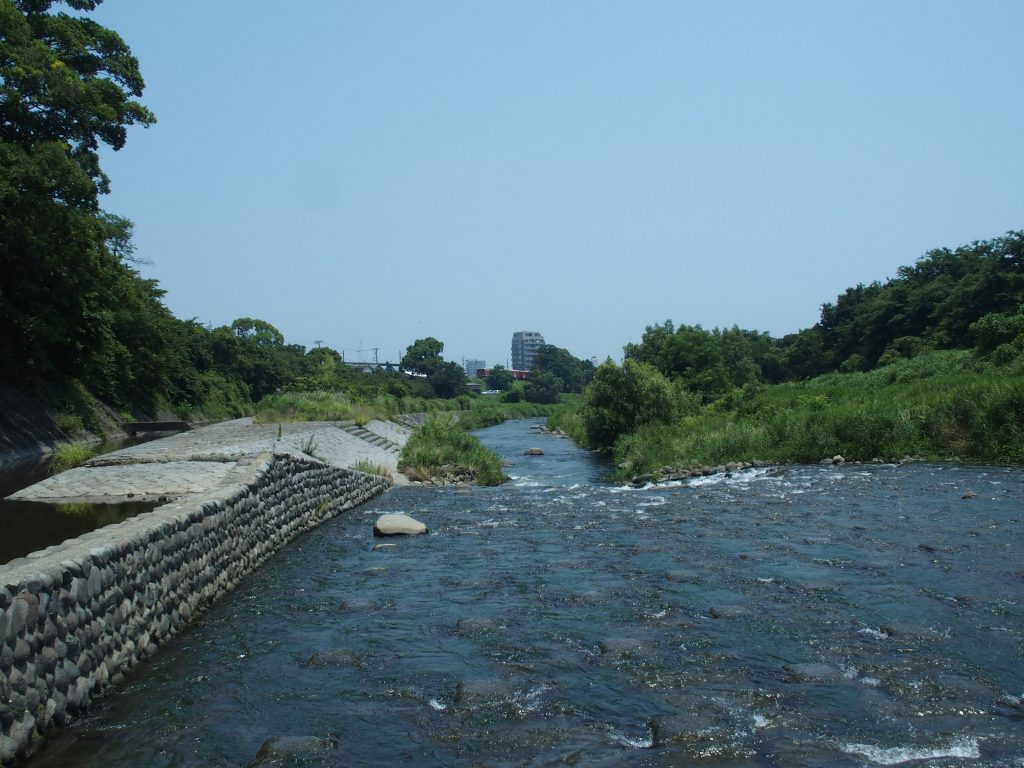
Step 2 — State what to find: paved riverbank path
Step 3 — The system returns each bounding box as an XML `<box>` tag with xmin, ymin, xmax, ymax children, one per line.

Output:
<box><xmin>7</xmin><ymin>417</ymin><xmax>411</xmax><ymax>504</ymax></box>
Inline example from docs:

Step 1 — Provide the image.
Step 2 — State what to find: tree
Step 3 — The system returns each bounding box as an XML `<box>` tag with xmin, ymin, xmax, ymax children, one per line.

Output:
<box><xmin>624</xmin><ymin>321</ymin><xmax>730</xmax><ymax>400</ymax></box>
<box><xmin>581</xmin><ymin>359</ymin><xmax>679</xmax><ymax>449</ymax></box>
<box><xmin>231</xmin><ymin>318</ymin><xmax>285</xmax><ymax>347</ymax></box>
<box><xmin>531</xmin><ymin>344</ymin><xmax>594</xmax><ymax>393</ymax></box>
<box><xmin>486</xmin><ymin>364</ymin><xmax>515</xmax><ymax>391</ymax></box>
<box><xmin>0</xmin><ymin>0</ymin><xmax>155</xmax><ymax>388</ymax></box>
<box><xmin>523</xmin><ymin>370</ymin><xmax>562</xmax><ymax>404</ymax></box>
<box><xmin>401</xmin><ymin>337</ymin><xmax>444</xmax><ymax>375</ymax></box>
<box><xmin>427</xmin><ymin>361</ymin><xmax>467</xmax><ymax>399</ymax></box>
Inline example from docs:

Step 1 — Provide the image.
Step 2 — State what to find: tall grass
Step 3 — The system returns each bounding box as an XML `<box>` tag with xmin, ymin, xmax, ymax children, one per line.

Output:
<box><xmin>50</xmin><ymin>443</ymin><xmax>96</xmax><ymax>474</ymax></box>
<box><xmin>351</xmin><ymin>460</ymin><xmax>394</xmax><ymax>483</ymax></box>
<box><xmin>254</xmin><ymin>391</ymin><xmax>392</xmax><ymax>423</ymax></box>
<box><xmin>255</xmin><ymin>388</ymin><xmax>559</xmax><ymax>427</ymax></box>
<box><xmin>572</xmin><ymin>351</ymin><xmax>1024</xmax><ymax>477</ymax></box>
<box><xmin>399</xmin><ymin>417</ymin><xmax>507</xmax><ymax>486</ymax></box>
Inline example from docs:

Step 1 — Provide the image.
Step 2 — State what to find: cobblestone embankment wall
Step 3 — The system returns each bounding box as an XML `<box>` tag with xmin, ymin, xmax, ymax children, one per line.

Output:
<box><xmin>0</xmin><ymin>452</ymin><xmax>389</xmax><ymax>764</ymax></box>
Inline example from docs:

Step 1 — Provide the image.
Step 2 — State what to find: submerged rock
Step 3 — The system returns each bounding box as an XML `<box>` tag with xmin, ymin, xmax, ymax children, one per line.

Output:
<box><xmin>249</xmin><ymin>735</ymin><xmax>337</xmax><ymax>765</ymax></box>
<box><xmin>304</xmin><ymin>649</ymin><xmax>363</xmax><ymax>669</ymax></box>
<box><xmin>373</xmin><ymin>513</ymin><xmax>427</xmax><ymax>537</ymax></box>
<box><xmin>454</xmin><ymin>677</ymin><xmax>513</xmax><ymax>704</ymax></box>
<box><xmin>596</xmin><ymin>637</ymin><xmax>645</xmax><ymax>657</ymax></box>
<box><xmin>783</xmin><ymin>663</ymin><xmax>841</xmax><ymax>683</ymax></box>
<box><xmin>708</xmin><ymin>605</ymin><xmax>750</xmax><ymax>619</ymax></box>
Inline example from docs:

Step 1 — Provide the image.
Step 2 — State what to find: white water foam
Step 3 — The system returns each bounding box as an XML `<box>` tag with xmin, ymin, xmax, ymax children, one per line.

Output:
<box><xmin>841</xmin><ymin>737</ymin><xmax>980</xmax><ymax>765</ymax></box>
<box><xmin>635</xmin><ymin>497</ymin><xmax>667</xmax><ymax>507</ymax></box>
<box><xmin>475</xmin><ymin>519</ymin><xmax>518</xmax><ymax>528</ymax></box>
<box><xmin>427</xmin><ymin>698</ymin><xmax>447</xmax><ymax>711</ymax></box>
<box><xmin>510</xmin><ymin>684</ymin><xmax>550</xmax><ymax>716</ymax></box>
<box><xmin>859</xmin><ymin>627</ymin><xmax>890</xmax><ymax>640</ymax></box>
<box><xmin>608</xmin><ymin>725</ymin><xmax>654</xmax><ymax>749</ymax></box>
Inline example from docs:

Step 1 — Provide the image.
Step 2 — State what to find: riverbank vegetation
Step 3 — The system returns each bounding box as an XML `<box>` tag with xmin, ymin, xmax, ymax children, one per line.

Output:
<box><xmin>49</xmin><ymin>444</ymin><xmax>96</xmax><ymax>474</ymax></box>
<box><xmin>399</xmin><ymin>418</ymin><xmax>507</xmax><ymax>486</ymax></box>
<box><xmin>549</xmin><ymin>232</ymin><xmax>1024</xmax><ymax>478</ymax></box>
<box><xmin>0</xmin><ymin>3</ymin><xmax>506</xmax><ymax>446</ymax></box>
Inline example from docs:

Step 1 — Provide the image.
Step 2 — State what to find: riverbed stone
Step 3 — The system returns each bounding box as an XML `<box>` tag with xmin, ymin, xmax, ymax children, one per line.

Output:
<box><xmin>250</xmin><ymin>735</ymin><xmax>337</xmax><ymax>765</ymax></box>
<box><xmin>708</xmin><ymin>605</ymin><xmax>750</xmax><ymax>619</ymax></box>
<box><xmin>454</xmin><ymin>677</ymin><xmax>514</xmax><ymax>705</ymax></box>
<box><xmin>597</xmin><ymin>637</ymin><xmax>645</xmax><ymax>657</ymax></box>
<box><xmin>372</xmin><ymin>514</ymin><xmax>428</xmax><ymax>537</ymax></box>
<box><xmin>523</xmin><ymin>447</ymin><xmax>544</xmax><ymax>456</ymax></box>
<box><xmin>783</xmin><ymin>662</ymin><xmax>841</xmax><ymax>682</ymax></box>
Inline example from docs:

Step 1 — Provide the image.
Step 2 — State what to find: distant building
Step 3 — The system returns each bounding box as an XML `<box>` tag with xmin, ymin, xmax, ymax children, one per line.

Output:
<box><xmin>511</xmin><ymin>331</ymin><xmax>545</xmax><ymax>371</ymax></box>
<box><xmin>464</xmin><ymin>359</ymin><xmax>486</xmax><ymax>378</ymax></box>
<box><xmin>477</xmin><ymin>368</ymin><xmax>530</xmax><ymax>381</ymax></box>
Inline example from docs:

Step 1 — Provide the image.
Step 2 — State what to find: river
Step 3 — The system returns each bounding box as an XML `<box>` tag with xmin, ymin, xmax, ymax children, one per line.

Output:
<box><xmin>26</xmin><ymin>419</ymin><xmax>1024</xmax><ymax>766</ymax></box>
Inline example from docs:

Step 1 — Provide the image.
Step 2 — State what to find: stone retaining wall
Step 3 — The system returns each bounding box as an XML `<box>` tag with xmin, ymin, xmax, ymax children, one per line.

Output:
<box><xmin>0</xmin><ymin>452</ymin><xmax>389</xmax><ymax>764</ymax></box>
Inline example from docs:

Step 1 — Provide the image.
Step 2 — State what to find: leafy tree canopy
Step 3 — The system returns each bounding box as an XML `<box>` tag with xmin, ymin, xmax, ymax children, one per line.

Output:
<box><xmin>581</xmin><ymin>359</ymin><xmax>680</xmax><ymax>450</ymax></box>
<box><xmin>624</xmin><ymin>321</ymin><xmax>730</xmax><ymax>400</ymax></box>
<box><xmin>401</xmin><ymin>337</ymin><xmax>444</xmax><ymax>375</ymax></box>
<box><xmin>0</xmin><ymin>0</ymin><xmax>156</xmax><ymax>388</ymax></box>
<box><xmin>427</xmin><ymin>360</ymin><xmax>467</xmax><ymax>399</ymax></box>
<box><xmin>230</xmin><ymin>317</ymin><xmax>285</xmax><ymax>347</ymax></box>
<box><xmin>530</xmin><ymin>344</ymin><xmax>595</xmax><ymax>393</ymax></box>
<box><xmin>485</xmin><ymin>364</ymin><xmax>515</xmax><ymax>391</ymax></box>
<box><xmin>523</xmin><ymin>370</ymin><xmax>562</xmax><ymax>404</ymax></box>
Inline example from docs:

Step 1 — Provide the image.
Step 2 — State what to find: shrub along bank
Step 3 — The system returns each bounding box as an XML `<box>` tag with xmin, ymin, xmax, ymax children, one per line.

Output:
<box><xmin>399</xmin><ymin>417</ymin><xmax>508</xmax><ymax>486</ymax></box>
<box><xmin>548</xmin><ymin>350</ymin><xmax>1024</xmax><ymax>480</ymax></box>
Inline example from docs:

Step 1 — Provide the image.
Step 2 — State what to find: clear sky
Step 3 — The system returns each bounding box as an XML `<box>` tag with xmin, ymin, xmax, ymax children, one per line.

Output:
<box><xmin>91</xmin><ymin>1</ymin><xmax>1023</xmax><ymax>367</ymax></box>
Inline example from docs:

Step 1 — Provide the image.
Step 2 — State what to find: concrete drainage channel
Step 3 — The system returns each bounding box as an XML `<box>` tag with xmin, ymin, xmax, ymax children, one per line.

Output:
<box><xmin>0</xmin><ymin>417</ymin><xmax>409</xmax><ymax>764</ymax></box>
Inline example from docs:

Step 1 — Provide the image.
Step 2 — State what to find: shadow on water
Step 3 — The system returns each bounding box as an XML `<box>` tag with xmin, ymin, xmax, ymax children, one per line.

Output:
<box><xmin>0</xmin><ymin>500</ymin><xmax>159</xmax><ymax>564</ymax></box>
<box><xmin>0</xmin><ymin>436</ymin><xmax>165</xmax><ymax>565</ymax></box>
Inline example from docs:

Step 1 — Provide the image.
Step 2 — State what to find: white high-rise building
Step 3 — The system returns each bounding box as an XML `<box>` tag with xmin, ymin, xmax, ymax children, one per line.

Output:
<box><xmin>511</xmin><ymin>331</ymin><xmax>545</xmax><ymax>371</ymax></box>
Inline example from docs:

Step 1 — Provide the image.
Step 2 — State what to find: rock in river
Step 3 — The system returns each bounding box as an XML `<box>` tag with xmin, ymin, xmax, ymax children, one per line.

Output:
<box><xmin>249</xmin><ymin>735</ymin><xmax>337</xmax><ymax>765</ymax></box>
<box><xmin>523</xmin><ymin>447</ymin><xmax>544</xmax><ymax>456</ymax></box>
<box><xmin>373</xmin><ymin>513</ymin><xmax>428</xmax><ymax>537</ymax></box>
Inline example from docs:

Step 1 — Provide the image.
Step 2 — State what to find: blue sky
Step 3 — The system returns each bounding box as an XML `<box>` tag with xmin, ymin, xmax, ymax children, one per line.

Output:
<box><xmin>92</xmin><ymin>1</ymin><xmax>1023</xmax><ymax>367</ymax></box>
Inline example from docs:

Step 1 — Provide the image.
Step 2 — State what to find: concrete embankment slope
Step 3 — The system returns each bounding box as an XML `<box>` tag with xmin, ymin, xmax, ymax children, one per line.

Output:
<box><xmin>0</xmin><ymin>418</ymin><xmax>409</xmax><ymax>764</ymax></box>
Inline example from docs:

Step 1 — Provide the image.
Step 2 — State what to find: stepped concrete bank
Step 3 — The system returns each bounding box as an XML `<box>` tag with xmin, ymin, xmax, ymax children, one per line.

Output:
<box><xmin>0</xmin><ymin>418</ymin><xmax>408</xmax><ymax>764</ymax></box>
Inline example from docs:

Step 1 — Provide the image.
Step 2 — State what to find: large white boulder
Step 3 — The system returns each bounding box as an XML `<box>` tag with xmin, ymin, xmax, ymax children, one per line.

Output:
<box><xmin>373</xmin><ymin>513</ymin><xmax>428</xmax><ymax>537</ymax></box>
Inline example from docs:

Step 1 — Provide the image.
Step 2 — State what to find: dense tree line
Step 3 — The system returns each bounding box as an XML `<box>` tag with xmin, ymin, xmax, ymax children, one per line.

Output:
<box><xmin>580</xmin><ymin>231</ymin><xmax>1024</xmax><ymax>449</ymax></box>
<box><xmin>622</xmin><ymin>232</ymin><xmax>1024</xmax><ymax>394</ymax></box>
<box><xmin>0</xmin><ymin>2</ymin><xmax>468</xmax><ymax>424</ymax></box>
<box><xmin>0</xmin><ymin>0</ymin><xmax>331</xmax><ymax>419</ymax></box>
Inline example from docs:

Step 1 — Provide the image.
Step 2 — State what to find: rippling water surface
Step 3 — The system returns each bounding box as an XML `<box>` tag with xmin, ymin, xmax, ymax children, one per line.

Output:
<box><xmin>31</xmin><ymin>419</ymin><xmax>1024</xmax><ymax>766</ymax></box>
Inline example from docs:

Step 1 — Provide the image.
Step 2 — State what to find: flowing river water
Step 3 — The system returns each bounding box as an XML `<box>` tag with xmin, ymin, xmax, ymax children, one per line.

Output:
<box><xmin>25</xmin><ymin>419</ymin><xmax>1024</xmax><ymax>766</ymax></box>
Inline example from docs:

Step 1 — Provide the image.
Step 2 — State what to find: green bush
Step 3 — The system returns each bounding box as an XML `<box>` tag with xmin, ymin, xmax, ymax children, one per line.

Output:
<box><xmin>51</xmin><ymin>443</ymin><xmax>96</xmax><ymax>474</ymax></box>
<box><xmin>580</xmin><ymin>359</ymin><xmax>680</xmax><ymax>450</ymax></box>
<box><xmin>399</xmin><ymin>417</ymin><xmax>507</xmax><ymax>486</ymax></box>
